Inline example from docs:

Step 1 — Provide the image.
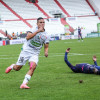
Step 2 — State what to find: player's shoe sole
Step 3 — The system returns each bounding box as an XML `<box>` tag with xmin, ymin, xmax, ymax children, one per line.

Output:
<box><xmin>20</xmin><ymin>84</ymin><xmax>30</xmax><ymax>89</ymax></box>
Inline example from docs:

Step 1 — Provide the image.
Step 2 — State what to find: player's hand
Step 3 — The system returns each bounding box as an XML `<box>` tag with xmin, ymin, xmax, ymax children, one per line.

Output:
<box><xmin>45</xmin><ymin>52</ymin><xmax>48</xmax><ymax>57</ymax></box>
<box><xmin>66</xmin><ymin>48</ymin><xmax>70</xmax><ymax>53</ymax></box>
<box><xmin>93</xmin><ymin>55</ymin><xmax>97</xmax><ymax>61</ymax></box>
<box><xmin>37</xmin><ymin>27</ymin><xmax>44</xmax><ymax>33</ymax></box>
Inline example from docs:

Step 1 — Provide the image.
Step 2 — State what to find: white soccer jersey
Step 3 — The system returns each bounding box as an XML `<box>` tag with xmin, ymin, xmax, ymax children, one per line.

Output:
<box><xmin>22</xmin><ymin>27</ymin><xmax>49</xmax><ymax>55</ymax></box>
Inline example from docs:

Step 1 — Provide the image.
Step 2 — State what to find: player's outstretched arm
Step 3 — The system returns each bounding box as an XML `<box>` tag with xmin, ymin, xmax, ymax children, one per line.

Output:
<box><xmin>65</xmin><ymin>48</ymin><xmax>70</xmax><ymax>61</ymax></box>
<box><xmin>93</xmin><ymin>55</ymin><xmax>98</xmax><ymax>66</ymax></box>
<box><xmin>44</xmin><ymin>43</ymin><xmax>49</xmax><ymax>57</ymax></box>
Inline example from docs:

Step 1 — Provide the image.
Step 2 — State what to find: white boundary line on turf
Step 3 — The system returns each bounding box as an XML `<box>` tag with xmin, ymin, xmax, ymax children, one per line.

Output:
<box><xmin>1</xmin><ymin>53</ymin><xmax>100</xmax><ymax>59</ymax></box>
<box><xmin>0</xmin><ymin>57</ymin><xmax>18</xmax><ymax>59</ymax></box>
<box><xmin>0</xmin><ymin>53</ymin><xmax>84</xmax><ymax>59</ymax></box>
<box><xmin>64</xmin><ymin>42</ymin><xmax>74</xmax><ymax>43</ymax></box>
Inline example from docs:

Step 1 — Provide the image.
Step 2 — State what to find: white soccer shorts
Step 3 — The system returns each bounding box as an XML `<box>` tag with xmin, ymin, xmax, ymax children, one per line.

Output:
<box><xmin>16</xmin><ymin>51</ymin><xmax>39</xmax><ymax>65</ymax></box>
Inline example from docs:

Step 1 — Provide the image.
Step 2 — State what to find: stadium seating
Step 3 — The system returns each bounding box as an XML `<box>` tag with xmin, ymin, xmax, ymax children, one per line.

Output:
<box><xmin>27</xmin><ymin>18</ymin><xmax>64</xmax><ymax>35</ymax></box>
<box><xmin>89</xmin><ymin>0</ymin><xmax>100</xmax><ymax>17</ymax></box>
<box><xmin>3</xmin><ymin>0</ymin><xmax>46</xmax><ymax>19</ymax></box>
<box><xmin>0</xmin><ymin>20</ymin><xmax>31</xmax><ymax>34</ymax></box>
<box><xmin>0</xmin><ymin>0</ymin><xmax>99</xmax><ymax>37</ymax></box>
<box><xmin>38</xmin><ymin>0</ymin><xmax>66</xmax><ymax>17</ymax></box>
<box><xmin>0</xmin><ymin>33</ymin><xmax>6</xmax><ymax>38</ymax></box>
<box><xmin>57</xmin><ymin>0</ymin><xmax>95</xmax><ymax>16</ymax></box>
<box><xmin>67</xmin><ymin>16</ymin><xmax>100</xmax><ymax>32</ymax></box>
<box><xmin>45</xmin><ymin>18</ymin><xmax>64</xmax><ymax>35</ymax></box>
<box><xmin>93</xmin><ymin>0</ymin><xmax>100</xmax><ymax>12</ymax></box>
<box><xmin>0</xmin><ymin>2</ymin><xmax>18</xmax><ymax>20</ymax></box>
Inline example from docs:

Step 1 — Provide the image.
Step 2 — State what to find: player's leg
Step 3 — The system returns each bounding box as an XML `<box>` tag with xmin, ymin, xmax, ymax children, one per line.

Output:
<box><xmin>20</xmin><ymin>62</ymin><xmax>36</xmax><ymax>89</ymax></box>
<box><xmin>5</xmin><ymin>64</ymin><xmax>23</xmax><ymax>73</ymax></box>
<box><xmin>5</xmin><ymin>51</ymin><xmax>26</xmax><ymax>73</ymax></box>
<box><xmin>20</xmin><ymin>55</ymin><xmax>38</xmax><ymax>89</ymax></box>
<box><xmin>78</xmin><ymin>34</ymin><xmax>80</xmax><ymax>41</ymax></box>
<box><xmin>80</xmin><ymin>34</ymin><xmax>83</xmax><ymax>41</ymax></box>
<box><xmin>28</xmin><ymin>62</ymin><xmax>36</xmax><ymax>75</ymax></box>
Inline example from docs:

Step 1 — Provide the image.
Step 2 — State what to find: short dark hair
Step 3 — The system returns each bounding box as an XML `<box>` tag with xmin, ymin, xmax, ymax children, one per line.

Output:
<box><xmin>37</xmin><ymin>17</ymin><xmax>44</xmax><ymax>23</ymax></box>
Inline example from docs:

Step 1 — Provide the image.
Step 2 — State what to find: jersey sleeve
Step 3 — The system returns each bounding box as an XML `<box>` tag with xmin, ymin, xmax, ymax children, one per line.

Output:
<box><xmin>29</xmin><ymin>27</ymin><xmax>38</xmax><ymax>33</ymax></box>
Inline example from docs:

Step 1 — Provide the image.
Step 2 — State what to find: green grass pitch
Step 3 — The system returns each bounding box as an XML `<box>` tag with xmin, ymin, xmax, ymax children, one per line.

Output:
<box><xmin>0</xmin><ymin>37</ymin><xmax>100</xmax><ymax>100</ymax></box>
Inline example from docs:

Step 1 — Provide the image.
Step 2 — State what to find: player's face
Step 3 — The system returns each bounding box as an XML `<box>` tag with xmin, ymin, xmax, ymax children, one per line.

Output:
<box><xmin>37</xmin><ymin>19</ymin><xmax>45</xmax><ymax>28</ymax></box>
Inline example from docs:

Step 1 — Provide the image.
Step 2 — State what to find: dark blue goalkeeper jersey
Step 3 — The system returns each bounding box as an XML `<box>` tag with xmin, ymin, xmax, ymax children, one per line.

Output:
<box><xmin>64</xmin><ymin>52</ymin><xmax>100</xmax><ymax>74</ymax></box>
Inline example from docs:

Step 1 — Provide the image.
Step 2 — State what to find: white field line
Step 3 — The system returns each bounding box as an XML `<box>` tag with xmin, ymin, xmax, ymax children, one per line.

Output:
<box><xmin>0</xmin><ymin>53</ymin><xmax>100</xmax><ymax>59</ymax></box>
<box><xmin>0</xmin><ymin>57</ymin><xmax>18</xmax><ymax>59</ymax></box>
<box><xmin>64</xmin><ymin>42</ymin><xmax>74</xmax><ymax>43</ymax></box>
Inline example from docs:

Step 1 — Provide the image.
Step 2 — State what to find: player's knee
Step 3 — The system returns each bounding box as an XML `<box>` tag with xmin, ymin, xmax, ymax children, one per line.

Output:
<box><xmin>14</xmin><ymin>65</ymin><xmax>22</xmax><ymax>71</ymax></box>
<box><xmin>15</xmin><ymin>68</ymin><xmax>20</xmax><ymax>71</ymax></box>
<box><xmin>30</xmin><ymin>62</ymin><xmax>36</xmax><ymax>71</ymax></box>
<box><xmin>30</xmin><ymin>66</ymin><xmax>36</xmax><ymax>71</ymax></box>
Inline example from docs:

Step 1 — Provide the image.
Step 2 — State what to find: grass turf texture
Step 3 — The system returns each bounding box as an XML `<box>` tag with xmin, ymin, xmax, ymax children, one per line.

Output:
<box><xmin>0</xmin><ymin>37</ymin><xmax>100</xmax><ymax>100</ymax></box>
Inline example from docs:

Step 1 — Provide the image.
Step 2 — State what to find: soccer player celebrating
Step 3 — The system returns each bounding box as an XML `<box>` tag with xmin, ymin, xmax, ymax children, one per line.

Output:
<box><xmin>64</xmin><ymin>48</ymin><xmax>100</xmax><ymax>74</ymax></box>
<box><xmin>5</xmin><ymin>17</ymin><xmax>50</xmax><ymax>89</ymax></box>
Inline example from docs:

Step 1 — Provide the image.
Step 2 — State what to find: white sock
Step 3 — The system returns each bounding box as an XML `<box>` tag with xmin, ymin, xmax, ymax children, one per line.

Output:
<box><xmin>10</xmin><ymin>64</ymin><xmax>15</xmax><ymax>70</ymax></box>
<box><xmin>22</xmin><ymin>74</ymin><xmax>31</xmax><ymax>84</ymax></box>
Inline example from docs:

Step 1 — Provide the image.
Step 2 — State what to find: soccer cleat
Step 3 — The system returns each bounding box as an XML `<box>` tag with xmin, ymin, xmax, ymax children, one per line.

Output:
<box><xmin>5</xmin><ymin>64</ymin><xmax>15</xmax><ymax>73</ymax></box>
<box><xmin>5</xmin><ymin>67</ymin><xmax>12</xmax><ymax>73</ymax></box>
<box><xmin>20</xmin><ymin>84</ymin><xmax>30</xmax><ymax>89</ymax></box>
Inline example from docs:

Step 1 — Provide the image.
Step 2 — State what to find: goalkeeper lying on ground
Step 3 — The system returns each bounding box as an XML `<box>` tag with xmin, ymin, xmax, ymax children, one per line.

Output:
<box><xmin>64</xmin><ymin>48</ymin><xmax>100</xmax><ymax>75</ymax></box>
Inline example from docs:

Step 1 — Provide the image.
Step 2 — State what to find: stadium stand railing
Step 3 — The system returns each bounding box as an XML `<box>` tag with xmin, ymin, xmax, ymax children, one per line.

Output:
<box><xmin>86</xmin><ymin>33</ymin><xmax>100</xmax><ymax>38</ymax></box>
